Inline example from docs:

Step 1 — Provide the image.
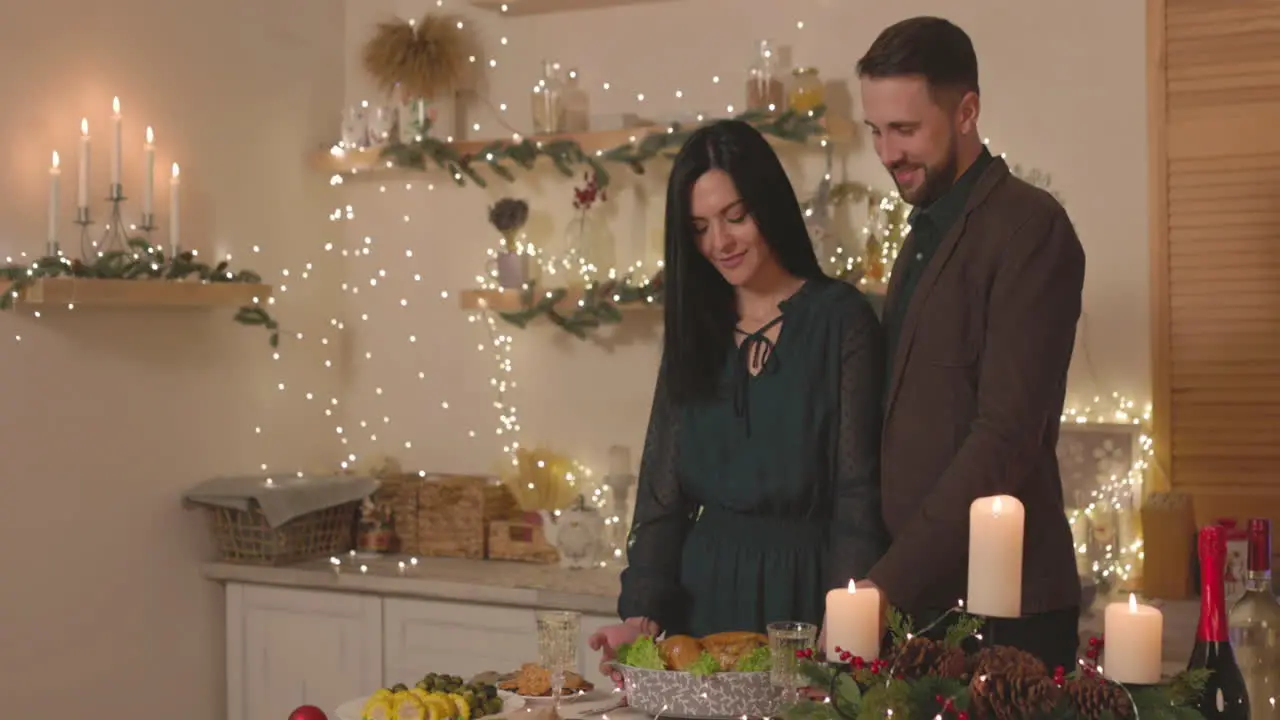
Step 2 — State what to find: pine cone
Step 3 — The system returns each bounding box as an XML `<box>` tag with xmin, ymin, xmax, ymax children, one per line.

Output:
<box><xmin>968</xmin><ymin>645</ymin><xmax>1048</xmax><ymax>681</ymax></box>
<box><xmin>969</xmin><ymin>674</ymin><xmax>1062</xmax><ymax>720</ymax></box>
<box><xmin>888</xmin><ymin>637</ymin><xmax>967</xmax><ymax>679</ymax></box>
<box><xmin>1064</xmin><ymin>677</ymin><xmax>1133</xmax><ymax>720</ymax></box>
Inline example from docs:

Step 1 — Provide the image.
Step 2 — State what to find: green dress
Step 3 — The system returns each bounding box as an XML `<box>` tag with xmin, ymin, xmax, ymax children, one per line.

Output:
<box><xmin>618</xmin><ymin>278</ymin><xmax>888</xmax><ymax>637</ymax></box>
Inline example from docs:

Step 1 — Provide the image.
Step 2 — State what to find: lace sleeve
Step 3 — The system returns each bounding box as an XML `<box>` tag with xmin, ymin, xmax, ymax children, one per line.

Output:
<box><xmin>618</xmin><ymin>362</ymin><xmax>696</xmax><ymax>632</ymax></box>
<box><xmin>827</xmin><ymin>295</ymin><xmax>890</xmax><ymax>589</ymax></box>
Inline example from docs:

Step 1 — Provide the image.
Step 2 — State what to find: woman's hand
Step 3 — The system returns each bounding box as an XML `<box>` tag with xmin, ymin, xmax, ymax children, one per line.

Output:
<box><xmin>588</xmin><ymin>617</ymin><xmax>658</xmax><ymax>688</ymax></box>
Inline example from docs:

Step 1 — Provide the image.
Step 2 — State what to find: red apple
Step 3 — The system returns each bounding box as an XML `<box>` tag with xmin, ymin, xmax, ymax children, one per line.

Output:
<box><xmin>288</xmin><ymin>705</ymin><xmax>328</xmax><ymax>720</ymax></box>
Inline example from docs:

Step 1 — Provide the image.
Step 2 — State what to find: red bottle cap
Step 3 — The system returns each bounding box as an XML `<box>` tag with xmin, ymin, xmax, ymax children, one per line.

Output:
<box><xmin>1247</xmin><ymin>518</ymin><xmax>1272</xmax><ymax>573</ymax></box>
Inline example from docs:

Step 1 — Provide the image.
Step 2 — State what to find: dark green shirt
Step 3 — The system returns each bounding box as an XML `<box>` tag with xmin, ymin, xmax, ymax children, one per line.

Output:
<box><xmin>884</xmin><ymin>148</ymin><xmax>995</xmax><ymax>383</ymax></box>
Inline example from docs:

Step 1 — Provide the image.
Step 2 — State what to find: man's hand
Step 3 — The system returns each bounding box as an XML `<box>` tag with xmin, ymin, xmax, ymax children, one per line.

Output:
<box><xmin>854</xmin><ymin>579</ymin><xmax>889</xmax><ymax>640</ymax></box>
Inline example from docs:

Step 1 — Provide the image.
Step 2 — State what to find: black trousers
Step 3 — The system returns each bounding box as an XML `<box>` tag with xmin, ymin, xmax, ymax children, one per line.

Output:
<box><xmin>913</xmin><ymin>605</ymin><xmax>1081</xmax><ymax>673</ymax></box>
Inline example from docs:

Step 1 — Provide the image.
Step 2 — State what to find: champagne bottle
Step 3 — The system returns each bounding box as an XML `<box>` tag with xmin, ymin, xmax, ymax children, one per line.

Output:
<box><xmin>1229</xmin><ymin>518</ymin><xmax>1280</xmax><ymax>718</ymax></box>
<box><xmin>1190</xmin><ymin>524</ymin><xmax>1251</xmax><ymax>718</ymax></box>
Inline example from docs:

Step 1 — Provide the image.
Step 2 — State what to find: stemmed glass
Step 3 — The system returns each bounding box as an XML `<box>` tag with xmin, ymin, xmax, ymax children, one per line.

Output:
<box><xmin>767</xmin><ymin>621</ymin><xmax>817</xmax><ymax>705</ymax></box>
<box><xmin>536</xmin><ymin>610</ymin><xmax>581</xmax><ymax>712</ymax></box>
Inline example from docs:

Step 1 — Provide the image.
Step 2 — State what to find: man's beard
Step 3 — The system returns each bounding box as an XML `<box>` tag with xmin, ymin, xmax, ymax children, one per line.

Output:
<box><xmin>890</xmin><ymin>137</ymin><xmax>960</xmax><ymax>207</ymax></box>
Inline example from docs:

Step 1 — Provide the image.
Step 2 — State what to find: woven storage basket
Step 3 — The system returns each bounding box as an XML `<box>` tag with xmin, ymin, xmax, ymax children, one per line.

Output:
<box><xmin>417</xmin><ymin>474</ymin><xmax>521</xmax><ymax>558</ymax></box>
<box><xmin>372</xmin><ymin>473</ymin><xmax>423</xmax><ymax>553</ymax></box>
<box><xmin>207</xmin><ymin>501</ymin><xmax>358</xmax><ymax>565</ymax></box>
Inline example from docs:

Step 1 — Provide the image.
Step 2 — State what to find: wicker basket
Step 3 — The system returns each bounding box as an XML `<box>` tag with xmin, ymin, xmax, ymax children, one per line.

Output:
<box><xmin>417</xmin><ymin>474</ymin><xmax>521</xmax><ymax>558</ymax></box>
<box><xmin>207</xmin><ymin>501</ymin><xmax>358</xmax><ymax>565</ymax></box>
<box><xmin>372</xmin><ymin>473</ymin><xmax>424</xmax><ymax>552</ymax></box>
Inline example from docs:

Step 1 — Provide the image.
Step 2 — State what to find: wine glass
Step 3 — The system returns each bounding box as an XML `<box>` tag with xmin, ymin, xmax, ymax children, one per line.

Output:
<box><xmin>536</xmin><ymin>610</ymin><xmax>581</xmax><ymax>710</ymax></box>
<box><xmin>767</xmin><ymin>621</ymin><xmax>817</xmax><ymax>704</ymax></box>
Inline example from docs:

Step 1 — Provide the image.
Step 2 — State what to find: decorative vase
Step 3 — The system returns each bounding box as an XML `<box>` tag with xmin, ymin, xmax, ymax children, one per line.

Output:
<box><xmin>492</xmin><ymin>252</ymin><xmax>528</xmax><ymax>290</ymax></box>
<box><xmin>564</xmin><ymin>211</ymin><xmax>615</xmax><ymax>279</ymax></box>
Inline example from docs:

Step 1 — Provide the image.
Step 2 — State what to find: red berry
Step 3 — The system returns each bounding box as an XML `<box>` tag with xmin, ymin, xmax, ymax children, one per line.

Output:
<box><xmin>1088</xmin><ymin>637</ymin><xmax>1099</xmax><ymax>647</ymax></box>
<box><xmin>834</xmin><ymin>646</ymin><xmax>843</xmax><ymax>654</ymax></box>
<box><xmin>956</xmin><ymin>712</ymin><xmax>969</xmax><ymax>720</ymax></box>
<box><xmin>935</xmin><ymin>695</ymin><xmax>944</xmax><ymax>703</ymax></box>
<box><xmin>852</xmin><ymin>657</ymin><xmax>865</xmax><ymax>668</ymax></box>
<box><xmin>794</xmin><ymin>649</ymin><xmax>806</xmax><ymax>658</ymax></box>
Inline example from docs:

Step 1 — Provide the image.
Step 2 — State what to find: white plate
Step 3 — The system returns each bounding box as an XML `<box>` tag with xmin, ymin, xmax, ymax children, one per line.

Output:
<box><xmin>335</xmin><ymin>690</ymin><xmax>523</xmax><ymax>720</ymax></box>
<box><xmin>513</xmin><ymin>688</ymin><xmax>596</xmax><ymax>706</ymax></box>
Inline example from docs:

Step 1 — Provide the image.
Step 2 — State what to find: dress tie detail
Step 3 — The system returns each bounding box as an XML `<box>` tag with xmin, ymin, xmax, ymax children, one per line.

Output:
<box><xmin>732</xmin><ymin>313</ymin><xmax>785</xmax><ymax>435</ymax></box>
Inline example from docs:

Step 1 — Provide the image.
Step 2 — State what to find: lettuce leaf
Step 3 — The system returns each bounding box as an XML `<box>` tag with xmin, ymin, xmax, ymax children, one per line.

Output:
<box><xmin>733</xmin><ymin>646</ymin><xmax>772</xmax><ymax>672</ymax></box>
<box><xmin>686</xmin><ymin>651</ymin><xmax>722</xmax><ymax>677</ymax></box>
<box><xmin>615</xmin><ymin>635</ymin><xmax>665</xmax><ymax>670</ymax></box>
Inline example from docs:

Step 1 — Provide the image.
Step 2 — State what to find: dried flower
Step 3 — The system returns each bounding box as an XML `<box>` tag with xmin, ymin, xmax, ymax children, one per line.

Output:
<box><xmin>572</xmin><ymin>171</ymin><xmax>606</xmax><ymax>212</ymax></box>
<box><xmin>488</xmin><ymin>198</ymin><xmax>530</xmax><ymax>235</ymax></box>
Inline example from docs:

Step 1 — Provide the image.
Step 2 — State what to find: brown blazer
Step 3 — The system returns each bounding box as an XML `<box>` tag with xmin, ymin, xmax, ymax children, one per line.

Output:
<box><xmin>866</xmin><ymin>157</ymin><xmax>1085</xmax><ymax>617</ymax></box>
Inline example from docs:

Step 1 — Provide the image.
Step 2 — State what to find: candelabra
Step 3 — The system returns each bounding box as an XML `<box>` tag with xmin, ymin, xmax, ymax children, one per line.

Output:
<box><xmin>72</xmin><ymin>182</ymin><xmax>163</xmax><ymax>260</ymax></box>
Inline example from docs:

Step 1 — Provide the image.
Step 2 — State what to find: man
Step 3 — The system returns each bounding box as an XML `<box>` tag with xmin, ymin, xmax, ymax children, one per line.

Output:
<box><xmin>854</xmin><ymin>17</ymin><xmax>1085</xmax><ymax>672</ymax></box>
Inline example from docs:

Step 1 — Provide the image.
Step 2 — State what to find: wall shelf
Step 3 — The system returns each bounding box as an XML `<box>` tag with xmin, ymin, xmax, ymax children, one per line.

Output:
<box><xmin>467</xmin><ymin>0</ymin><xmax>678</xmax><ymax>15</ymax></box>
<box><xmin>0</xmin><ymin>278</ymin><xmax>273</xmax><ymax>309</ymax></box>
<box><xmin>458</xmin><ymin>287</ymin><xmax>659</xmax><ymax>313</ymax></box>
<box><xmin>314</xmin><ymin>119</ymin><xmax>822</xmax><ymax>181</ymax></box>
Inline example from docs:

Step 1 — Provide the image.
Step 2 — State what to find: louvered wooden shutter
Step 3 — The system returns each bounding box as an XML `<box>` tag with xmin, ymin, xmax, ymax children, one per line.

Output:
<box><xmin>1152</xmin><ymin>0</ymin><xmax>1280</xmax><ymax>521</ymax></box>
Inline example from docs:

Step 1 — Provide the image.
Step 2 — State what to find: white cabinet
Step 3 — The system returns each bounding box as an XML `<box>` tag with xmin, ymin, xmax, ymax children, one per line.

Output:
<box><xmin>222</xmin><ymin>582</ymin><xmax>619</xmax><ymax>718</ymax></box>
<box><xmin>226</xmin><ymin>584</ymin><xmax>383</xmax><ymax>720</ymax></box>
<box><xmin>383</xmin><ymin>598</ymin><xmax>539</xmax><ymax>684</ymax></box>
<box><xmin>383</xmin><ymin>598</ymin><xmax>616</xmax><ymax>690</ymax></box>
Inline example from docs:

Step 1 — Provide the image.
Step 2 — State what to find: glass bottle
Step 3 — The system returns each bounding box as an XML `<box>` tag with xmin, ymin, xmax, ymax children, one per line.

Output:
<box><xmin>1229</xmin><ymin>518</ymin><xmax>1280</xmax><ymax>718</ymax></box>
<box><xmin>531</xmin><ymin>60</ymin><xmax>565</xmax><ymax>135</ymax></box>
<box><xmin>745</xmin><ymin>39</ymin><xmax>784</xmax><ymax>112</ymax></box>
<box><xmin>1189</xmin><ymin>524</ymin><xmax>1251</xmax><ymax>720</ymax></box>
<box><xmin>789</xmin><ymin>67</ymin><xmax>825</xmax><ymax>114</ymax></box>
<box><xmin>561</xmin><ymin>69</ymin><xmax>590</xmax><ymax>133</ymax></box>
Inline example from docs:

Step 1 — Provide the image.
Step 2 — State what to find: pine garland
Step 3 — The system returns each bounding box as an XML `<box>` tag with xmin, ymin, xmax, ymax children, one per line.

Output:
<box><xmin>0</xmin><ymin>237</ymin><xmax>280</xmax><ymax>347</ymax></box>
<box><xmin>496</xmin><ymin>271</ymin><xmax>664</xmax><ymax>339</ymax></box>
<box><xmin>786</xmin><ymin>607</ymin><xmax>1209</xmax><ymax>720</ymax></box>
<box><xmin>381</xmin><ymin>106</ymin><xmax>828</xmax><ymax>189</ymax></box>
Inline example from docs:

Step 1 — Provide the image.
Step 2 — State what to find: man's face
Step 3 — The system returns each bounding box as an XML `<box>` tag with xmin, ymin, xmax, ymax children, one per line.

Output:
<box><xmin>860</xmin><ymin>75</ymin><xmax>974</xmax><ymax>206</ymax></box>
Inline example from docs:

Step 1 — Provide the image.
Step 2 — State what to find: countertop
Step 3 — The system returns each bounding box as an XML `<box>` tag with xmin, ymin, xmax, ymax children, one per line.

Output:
<box><xmin>203</xmin><ymin>553</ymin><xmax>1204</xmax><ymax>667</ymax></box>
<box><xmin>202</xmin><ymin>553</ymin><xmax>621</xmax><ymax>615</ymax></box>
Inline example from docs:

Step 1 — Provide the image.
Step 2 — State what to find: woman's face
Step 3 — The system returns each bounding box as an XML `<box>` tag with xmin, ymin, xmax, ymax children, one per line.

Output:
<box><xmin>690</xmin><ymin>169</ymin><xmax>776</xmax><ymax>287</ymax></box>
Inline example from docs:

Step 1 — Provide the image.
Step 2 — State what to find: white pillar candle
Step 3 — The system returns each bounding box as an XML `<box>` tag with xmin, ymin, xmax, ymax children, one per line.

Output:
<box><xmin>143</xmin><ymin>127</ymin><xmax>155</xmax><ymax>217</ymax></box>
<box><xmin>169</xmin><ymin>162</ymin><xmax>181</xmax><ymax>254</ymax></box>
<box><xmin>110</xmin><ymin>97</ymin><xmax>122</xmax><ymax>190</ymax></box>
<box><xmin>824</xmin><ymin>580</ymin><xmax>881</xmax><ymax>661</ymax></box>
<box><xmin>48</xmin><ymin>151</ymin><xmax>61</xmax><ymax>253</ymax></box>
<box><xmin>77</xmin><ymin>119</ymin><xmax>90</xmax><ymax>209</ymax></box>
<box><xmin>1103</xmin><ymin>593</ymin><xmax>1163</xmax><ymax>684</ymax></box>
<box><xmin>967</xmin><ymin>495</ymin><xmax>1025</xmax><ymax>618</ymax></box>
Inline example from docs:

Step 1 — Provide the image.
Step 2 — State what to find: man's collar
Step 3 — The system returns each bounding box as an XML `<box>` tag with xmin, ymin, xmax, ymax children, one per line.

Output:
<box><xmin>909</xmin><ymin>146</ymin><xmax>995</xmax><ymax>226</ymax></box>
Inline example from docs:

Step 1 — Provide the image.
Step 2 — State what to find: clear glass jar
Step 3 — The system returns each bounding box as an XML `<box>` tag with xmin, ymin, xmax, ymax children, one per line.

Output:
<box><xmin>745</xmin><ymin>40</ymin><xmax>785</xmax><ymax>112</ymax></box>
<box><xmin>531</xmin><ymin>60</ymin><xmax>565</xmax><ymax>134</ymax></box>
<box><xmin>789</xmin><ymin>67</ymin><xmax>825</xmax><ymax>114</ymax></box>
<box><xmin>561</xmin><ymin>69</ymin><xmax>590</xmax><ymax>132</ymax></box>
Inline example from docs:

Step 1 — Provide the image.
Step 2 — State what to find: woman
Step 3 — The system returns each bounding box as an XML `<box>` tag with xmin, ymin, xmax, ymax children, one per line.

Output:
<box><xmin>589</xmin><ymin>120</ymin><xmax>888</xmax><ymax>664</ymax></box>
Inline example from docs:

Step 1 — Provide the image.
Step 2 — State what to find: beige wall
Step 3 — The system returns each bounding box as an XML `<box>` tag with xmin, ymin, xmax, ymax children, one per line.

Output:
<box><xmin>0</xmin><ymin>0</ymin><xmax>1147</xmax><ymax>715</ymax></box>
<box><xmin>0</xmin><ymin>0</ymin><xmax>344</xmax><ymax>718</ymax></box>
<box><xmin>339</xmin><ymin>0</ymin><xmax>1149</xmax><ymax>476</ymax></box>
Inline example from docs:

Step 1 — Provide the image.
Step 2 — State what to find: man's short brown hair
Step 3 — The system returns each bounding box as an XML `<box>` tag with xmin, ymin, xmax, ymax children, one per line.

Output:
<box><xmin>856</xmin><ymin>17</ymin><xmax>980</xmax><ymax>100</ymax></box>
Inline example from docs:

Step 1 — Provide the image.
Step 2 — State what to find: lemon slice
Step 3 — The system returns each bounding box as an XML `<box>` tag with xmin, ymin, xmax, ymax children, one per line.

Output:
<box><xmin>448</xmin><ymin>692</ymin><xmax>471</xmax><ymax>720</ymax></box>
<box><xmin>362</xmin><ymin>697</ymin><xmax>393</xmax><ymax>720</ymax></box>
<box><xmin>422</xmin><ymin>694</ymin><xmax>452</xmax><ymax>720</ymax></box>
<box><xmin>393</xmin><ymin>693</ymin><xmax>427</xmax><ymax>720</ymax></box>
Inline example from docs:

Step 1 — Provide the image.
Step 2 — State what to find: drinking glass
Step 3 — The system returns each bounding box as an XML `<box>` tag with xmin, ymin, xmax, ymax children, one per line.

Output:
<box><xmin>340</xmin><ymin>105</ymin><xmax>367</xmax><ymax>150</ymax></box>
<box><xmin>536</xmin><ymin>610</ymin><xmax>581</xmax><ymax>709</ymax></box>
<box><xmin>767</xmin><ymin>621</ymin><xmax>817</xmax><ymax>702</ymax></box>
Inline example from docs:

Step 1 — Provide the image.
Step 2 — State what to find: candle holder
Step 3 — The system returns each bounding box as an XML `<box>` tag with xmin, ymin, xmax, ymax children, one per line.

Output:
<box><xmin>96</xmin><ymin>185</ymin><xmax>131</xmax><ymax>255</ymax></box>
<box><xmin>138</xmin><ymin>213</ymin><xmax>157</xmax><ymax>237</ymax></box>
<box><xmin>74</xmin><ymin>205</ymin><xmax>94</xmax><ymax>259</ymax></box>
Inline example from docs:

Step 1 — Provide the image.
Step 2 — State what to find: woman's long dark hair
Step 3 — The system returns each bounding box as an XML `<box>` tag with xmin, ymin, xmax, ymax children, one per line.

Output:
<box><xmin>661</xmin><ymin>119</ymin><xmax>825</xmax><ymax>406</ymax></box>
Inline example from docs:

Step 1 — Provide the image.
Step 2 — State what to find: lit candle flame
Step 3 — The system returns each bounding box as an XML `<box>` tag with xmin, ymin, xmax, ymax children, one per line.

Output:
<box><xmin>992</xmin><ymin>496</ymin><xmax>1004</xmax><ymax>515</ymax></box>
<box><xmin>1128</xmin><ymin>592</ymin><xmax>1138</xmax><ymax>612</ymax></box>
<box><xmin>847</xmin><ymin>579</ymin><xmax>857</xmax><ymax>593</ymax></box>
<box><xmin>145</xmin><ymin>126</ymin><xmax>154</xmax><ymax>145</ymax></box>
<box><xmin>51</xmin><ymin>151</ymin><xmax>60</xmax><ymax>169</ymax></box>
<box><xmin>171</xmin><ymin>162</ymin><xmax>180</xmax><ymax>178</ymax></box>
<box><xmin>112</xmin><ymin>96</ymin><xmax>120</xmax><ymax>115</ymax></box>
<box><xmin>80</xmin><ymin>118</ymin><xmax>89</xmax><ymax>136</ymax></box>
